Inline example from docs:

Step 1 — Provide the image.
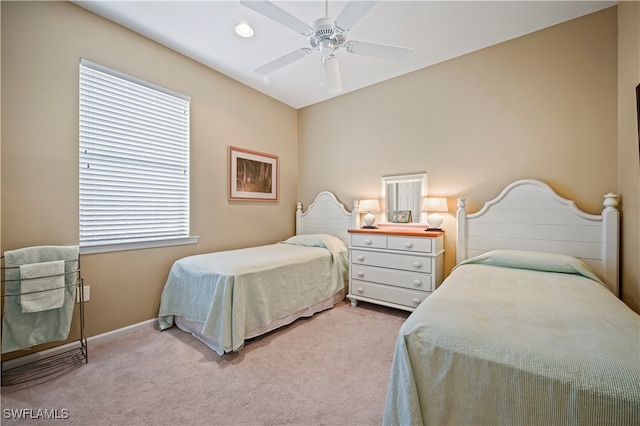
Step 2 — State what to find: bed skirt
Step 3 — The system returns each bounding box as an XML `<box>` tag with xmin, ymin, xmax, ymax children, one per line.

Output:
<box><xmin>174</xmin><ymin>289</ymin><xmax>345</xmax><ymax>355</ymax></box>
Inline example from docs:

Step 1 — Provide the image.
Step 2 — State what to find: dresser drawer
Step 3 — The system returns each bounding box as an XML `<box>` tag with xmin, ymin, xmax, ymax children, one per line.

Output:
<box><xmin>350</xmin><ymin>280</ymin><xmax>428</xmax><ymax>309</ymax></box>
<box><xmin>350</xmin><ymin>234</ymin><xmax>387</xmax><ymax>249</ymax></box>
<box><xmin>387</xmin><ymin>236</ymin><xmax>433</xmax><ymax>253</ymax></box>
<box><xmin>351</xmin><ymin>249</ymin><xmax>433</xmax><ymax>274</ymax></box>
<box><xmin>351</xmin><ymin>265</ymin><xmax>433</xmax><ymax>292</ymax></box>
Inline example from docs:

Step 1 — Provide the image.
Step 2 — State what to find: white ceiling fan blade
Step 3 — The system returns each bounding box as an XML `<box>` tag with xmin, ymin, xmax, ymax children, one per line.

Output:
<box><xmin>345</xmin><ymin>40</ymin><xmax>414</xmax><ymax>61</ymax></box>
<box><xmin>335</xmin><ymin>1</ymin><xmax>378</xmax><ymax>31</ymax></box>
<box><xmin>240</xmin><ymin>0</ymin><xmax>312</xmax><ymax>36</ymax></box>
<box><xmin>322</xmin><ymin>55</ymin><xmax>342</xmax><ymax>94</ymax></box>
<box><xmin>255</xmin><ymin>48</ymin><xmax>312</xmax><ymax>75</ymax></box>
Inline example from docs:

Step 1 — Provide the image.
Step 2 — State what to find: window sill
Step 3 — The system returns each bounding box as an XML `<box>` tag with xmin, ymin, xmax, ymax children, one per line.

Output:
<box><xmin>79</xmin><ymin>236</ymin><xmax>199</xmax><ymax>255</ymax></box>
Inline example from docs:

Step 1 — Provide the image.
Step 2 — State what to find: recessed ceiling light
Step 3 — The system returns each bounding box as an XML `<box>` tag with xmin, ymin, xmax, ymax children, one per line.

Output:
<box><xmin>235</xmin><ymin>22</ymin><xmax>254</xmax><ymax>38</ymax></box>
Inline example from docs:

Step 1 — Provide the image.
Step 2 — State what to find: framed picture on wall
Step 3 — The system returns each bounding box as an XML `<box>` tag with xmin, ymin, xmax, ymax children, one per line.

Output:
<box><xmin>228</xmin><ymin>146</ymin><xmax>279</xmax><ymax>201</ymax></box>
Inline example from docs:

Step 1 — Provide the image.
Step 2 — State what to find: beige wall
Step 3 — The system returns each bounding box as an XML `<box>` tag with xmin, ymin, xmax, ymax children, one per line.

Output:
<box><xmin>298</xmin><ymin>7</ymin><xmax>640</xmax><ymax>312</ymax></box>
<box><xmin>1</xmin><ymin>0</ymin><xmax>638</xmax><ymax>350</ymax></box>
<box><xmin>1</xmin><ymin>1</ymin><xmax>298</xmax><ymax>339</ymax></box>
<box><xmin>618</xmin><ymin>1</ymin><xmax>640</xmax><ymax>313</ymax></box>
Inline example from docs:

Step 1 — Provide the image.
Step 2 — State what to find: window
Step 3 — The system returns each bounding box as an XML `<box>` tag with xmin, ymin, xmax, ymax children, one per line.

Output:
<box><xmin>79</xmin><ymin>59</ymin><xmax>196</xmax><ymax>254</ymax></box>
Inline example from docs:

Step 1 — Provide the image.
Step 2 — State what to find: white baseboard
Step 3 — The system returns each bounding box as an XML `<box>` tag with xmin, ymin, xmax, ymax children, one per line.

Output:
<box><xmin>87</xmin><ymin>318</ymin><xmax>158</xmax><ymax>347</ymax></box>
<box><xmin>2</xmin><ymin>318</ymin><xmax>159</xmax><ymax>371</ymax></box>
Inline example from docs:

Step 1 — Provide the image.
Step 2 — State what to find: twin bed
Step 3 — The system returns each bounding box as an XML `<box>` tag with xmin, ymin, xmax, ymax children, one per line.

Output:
<box><xmin>157</xmin><ymin>191</ymin><xmax>354</xmax><ymax>355</ymax></box>
<box><xmin>157</xmin><ymin>180</ymin><xmax>639</xmax><ymax>424</ymax></box>
<box><xmin>383</xmin><ymin>179</ymin><xmax>639</xmax><ymax>425</ymax></box>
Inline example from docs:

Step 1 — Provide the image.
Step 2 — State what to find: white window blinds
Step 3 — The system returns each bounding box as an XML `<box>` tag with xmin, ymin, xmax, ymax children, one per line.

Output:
<box><xmin>79</xmin><ymin>59</ymin><xmax>192</xmax><ymax>252</ymax></box>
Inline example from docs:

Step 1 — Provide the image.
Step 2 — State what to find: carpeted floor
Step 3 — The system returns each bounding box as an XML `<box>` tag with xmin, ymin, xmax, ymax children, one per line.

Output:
<box><xmin>1</xmin><ymin>301</ymin><xmax>409</xmax><ymax>426</ymax></box>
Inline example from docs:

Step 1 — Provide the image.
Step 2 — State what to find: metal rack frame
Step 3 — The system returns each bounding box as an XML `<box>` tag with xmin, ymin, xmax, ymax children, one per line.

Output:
<box><xmin>1</xmin><ymin>255</ymin><xmax>87</xmax><ymax>386</ymax></box>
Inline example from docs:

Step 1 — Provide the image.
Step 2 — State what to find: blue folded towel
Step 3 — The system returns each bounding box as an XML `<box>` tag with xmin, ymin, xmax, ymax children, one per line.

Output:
<box><xmin>2</xmin><ymin>246</ymin><xmax>79</xmax><ymax>354</ymax></box>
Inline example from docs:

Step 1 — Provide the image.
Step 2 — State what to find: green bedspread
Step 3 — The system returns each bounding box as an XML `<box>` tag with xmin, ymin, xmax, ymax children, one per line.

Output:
<box><xmin>383</xmin><ymin>250</ymin><xmax>640</xmax><ymax>425</ymax></box>
<box><xmin>158</xmin><ymin>234</ymin><xmax>348</xmax><ymax>354</ymax></box>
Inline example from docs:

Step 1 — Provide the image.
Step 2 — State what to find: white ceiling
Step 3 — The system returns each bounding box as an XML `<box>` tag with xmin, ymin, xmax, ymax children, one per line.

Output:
<box><xmin>73</xmin><ymin>1</ymin><xmax>616</xmax><ymax>109</ymax></box>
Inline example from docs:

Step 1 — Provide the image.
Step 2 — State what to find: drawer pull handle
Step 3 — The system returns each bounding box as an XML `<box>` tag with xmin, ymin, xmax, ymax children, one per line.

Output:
<box><xmin>413</xmin><ymin>298</ymin><xmax>421</xmax><ymax>305</ymax></box>
<box><xmin>357</xmin><ymin>287</ymin><xmax>364</xmax><ymax>293</ymax></box>
<box><xmin>357</xmin><ymin>271</ymin><xmax>365</xmax><ymax>277</ymax></box>
<box><xmin>413</xmin><ymin>280</ymin><xmax>422</xmax><ymax>286</ymax></box>
<box><xmin>357</xmin><ymin>255</ymin><xmax>364</xmax><ymax>261</ymax></box>
<box><xmin>364</xmin><ymin>239</ymin><xmax>372</xmax><ymax>245</ymax></box>
<box><xmin>404</xmin><ymin>242</ymin><xmax>413</xmax><ymax>248</ymax></box>
<box><xmin>413</xmin><ymin>262</ymin><xmax>422</xmax><ymax>268</ymax></box>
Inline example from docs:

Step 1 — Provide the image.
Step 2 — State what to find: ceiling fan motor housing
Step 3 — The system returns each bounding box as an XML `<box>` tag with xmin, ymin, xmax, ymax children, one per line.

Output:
<box><xmin>310</xmin><ymin>17</ymin><xmax>346</xmax><ymax>53</ymax></box>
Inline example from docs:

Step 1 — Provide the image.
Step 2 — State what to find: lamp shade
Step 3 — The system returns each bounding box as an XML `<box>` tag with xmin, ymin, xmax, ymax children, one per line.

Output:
<box><xmin>358</xmin><ymin>199</ymin><xmax>380</xmax><ymax>213</ymax></box>
<box><xmin>421</xmin><ymin>197</ymin><xmax>448</xmax><ymax>213</ymax></box>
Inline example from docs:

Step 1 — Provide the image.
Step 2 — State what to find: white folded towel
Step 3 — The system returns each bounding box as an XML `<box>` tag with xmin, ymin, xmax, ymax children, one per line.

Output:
<box><xmin>19</xmin><ymin>260</ymin><xmax>66</xmax><ymax>313</ymax></box>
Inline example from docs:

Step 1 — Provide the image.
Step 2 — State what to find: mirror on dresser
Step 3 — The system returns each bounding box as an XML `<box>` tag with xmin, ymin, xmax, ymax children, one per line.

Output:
<box><xmin>380</xmin><ymin>172</ymin><xmax>427</xmax><ymax>224</ymax></box>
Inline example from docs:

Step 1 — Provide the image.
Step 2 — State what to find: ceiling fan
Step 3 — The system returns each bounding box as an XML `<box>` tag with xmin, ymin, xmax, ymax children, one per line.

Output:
<box><xmin>240</xmin><ymin>0</ymin><xmax>414</xmax><ymax>94</ymax></box>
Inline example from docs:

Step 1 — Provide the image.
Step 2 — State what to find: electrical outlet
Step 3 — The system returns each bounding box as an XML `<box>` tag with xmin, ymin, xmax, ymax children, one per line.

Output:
<box><xmin>76</xmin><ymin>285</ymin><xmax>90</xmax><ymax>303</ymax></box>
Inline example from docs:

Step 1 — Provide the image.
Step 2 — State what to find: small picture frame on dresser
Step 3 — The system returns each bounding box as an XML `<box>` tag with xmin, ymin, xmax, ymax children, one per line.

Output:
<box><xmin>391</xmin><ymin>210</ymin><xmax>412</xmax><ymax>223</ymax></box>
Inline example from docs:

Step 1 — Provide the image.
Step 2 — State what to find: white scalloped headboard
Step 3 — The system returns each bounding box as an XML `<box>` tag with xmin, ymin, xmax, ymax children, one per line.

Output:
<box><xmin>296</xmin><ymin>191</ymin><xmax>356</xmax><ymax>246</ymax></box>
<box><xmin>456</xmin><ymin>179</ymin><xmax>619</xmax><ymax>296</ymax></box>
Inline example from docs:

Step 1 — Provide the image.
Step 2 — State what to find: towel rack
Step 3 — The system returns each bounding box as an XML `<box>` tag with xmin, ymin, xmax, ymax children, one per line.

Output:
<box><xmin>0</xmin><ymin>252</ymin><xmax>87</xmax><ymax>387</ymax></box>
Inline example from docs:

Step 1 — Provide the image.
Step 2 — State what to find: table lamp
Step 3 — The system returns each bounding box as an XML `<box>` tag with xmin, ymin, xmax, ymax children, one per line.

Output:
<box><xmin>421</xmin><ymin>197</ymin><xmax>448</xmax><ymax>231</ymax></box>
<box><xmin>358</xmin><ymin>199</ymin><xmax>380</xmax><ymax>229</ymax></box>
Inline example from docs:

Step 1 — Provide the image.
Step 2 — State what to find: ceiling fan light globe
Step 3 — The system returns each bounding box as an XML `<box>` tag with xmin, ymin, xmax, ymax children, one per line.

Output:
<box><xmin>322</xmin><ymin>55</ymin><xmax>342</xmax><ymax>94</ymax></box>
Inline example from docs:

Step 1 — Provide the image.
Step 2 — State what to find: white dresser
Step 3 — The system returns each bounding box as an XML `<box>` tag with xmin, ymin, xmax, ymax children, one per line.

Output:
<box><xmin>347</xmin><ymin>226</ymin><xmax>444</xmax><ymax>312</ymax></box>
